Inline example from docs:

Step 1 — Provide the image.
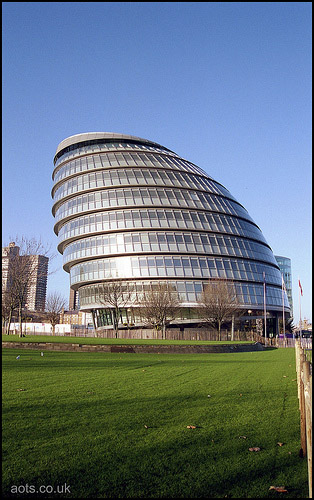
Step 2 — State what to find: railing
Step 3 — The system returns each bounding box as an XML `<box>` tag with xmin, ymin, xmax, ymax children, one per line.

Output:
<box><xmin>295</xmin><ymin>340</ymin><xmax>312</xmax><ymax>498</ymax></box>
<box><xmin>2</xmin><ymin>326</ymin><xmax>312</xmax><ymax>351</ymax></box>
<box><xmin>266</xmin><ymin>336</ymin><xmax>312</xmax><ymax>351</ymax></box>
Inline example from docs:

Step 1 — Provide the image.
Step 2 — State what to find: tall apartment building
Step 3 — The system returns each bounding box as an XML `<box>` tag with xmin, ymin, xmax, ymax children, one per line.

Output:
<box><xmin>2</xmin><ymin>242</ymin><xmax>49</xmax><ymax>311</ymax></box>
<box><xmin>274</xmin><ymin>255</ymin><xmax>293</xmax><ymax>318</ymax></box>
<box><xmin>2</xmin><ymin>242</ymin><xmax>19</xmax><ymax>292</ymax></box>
<box><xmin>69</xmin><ymin>288</ymin><xmax>80</xmax><ymax>310</ymax></box>
<box><xmin>26</xmin><ymin>254</ymin><xmax>49</xmax><ymax>311</ymax></box>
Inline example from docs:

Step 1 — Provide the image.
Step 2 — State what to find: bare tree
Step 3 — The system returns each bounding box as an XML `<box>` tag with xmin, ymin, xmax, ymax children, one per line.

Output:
<box><xmin>99</xmin><ymin>281</ymin><xmax>135</xmax><ymax>338</ymax></box>
<box><xmin>3</xmin><ymin>237</ymin><xmax>55</xmax><ymax>337</ymax></box>
<box><xmin>45</xmin><ymin>292</ymin><xmax>67</xmax><ymax>335</ymax></box>
<box><xmin>2</xmin><ymin>243</ymin><xmax>20</xmax><ymax>334</ymax></box>
<box><xmin>197</xmin><ymin>278</ymin><xmax>242</xmax><ymax>341</ymax></box>
<box><xmin>2</xmin><ymin>290</ymin><xmax>18</xmax><ymax>335</ymax></box>
<box><xmin>140</xmin><ymin>283</ymin><xmax>181</xmax><ymax>339</ymax></box>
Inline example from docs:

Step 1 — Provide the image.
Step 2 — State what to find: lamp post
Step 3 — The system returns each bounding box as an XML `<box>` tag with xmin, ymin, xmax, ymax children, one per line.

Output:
<box><xmin>248</xmin><ymin>310</ymin><xmax>252</xmax><ymax>341</ymax></box>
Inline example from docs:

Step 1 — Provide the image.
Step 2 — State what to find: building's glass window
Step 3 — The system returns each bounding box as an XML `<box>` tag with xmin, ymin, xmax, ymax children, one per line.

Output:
<box><xmin>78</xmin><ymin>279</ymin><xmax>288</xmax><ymax>310</ymax></box>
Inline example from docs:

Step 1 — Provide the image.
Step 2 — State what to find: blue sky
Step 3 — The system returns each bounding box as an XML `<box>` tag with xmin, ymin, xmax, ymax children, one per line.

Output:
<box><xmin>2</xmin><ymin>2</ymin><xmax>312</xmax><ymax>322</ymax></box>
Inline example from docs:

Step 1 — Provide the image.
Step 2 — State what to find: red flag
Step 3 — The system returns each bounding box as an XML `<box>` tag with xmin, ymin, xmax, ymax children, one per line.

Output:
<box><xmin>298</xmin><ymin>279</ymin><xmax>303</xmax><ymax>296</ymax></box>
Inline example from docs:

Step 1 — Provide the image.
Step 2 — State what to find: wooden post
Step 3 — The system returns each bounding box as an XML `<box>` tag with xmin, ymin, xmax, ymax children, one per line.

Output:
<box><xmin>303</xmin><ymin>361</ymin><xmax>312</xmax><ymax>498</ymax></box>
<box><xmin>295</xmin><ymin>341</ymin><xmax>301</xmax><ymax>405</ymax></box>
<box><xmin>299</xmin><ymin>349</ymin><xmax>307</xmax><ymax>457</ymax></box>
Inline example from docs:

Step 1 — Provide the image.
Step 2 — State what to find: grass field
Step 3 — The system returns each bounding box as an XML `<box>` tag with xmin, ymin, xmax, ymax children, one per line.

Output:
<box><xmin>2</xmin><ymin>347</ymin><xmax>308</xmax><ymax>498</ymax></box>
<box><xmin>2</xmin><ymin>334</ymin><xmax>255</xmax><ymax>345</ymax></box>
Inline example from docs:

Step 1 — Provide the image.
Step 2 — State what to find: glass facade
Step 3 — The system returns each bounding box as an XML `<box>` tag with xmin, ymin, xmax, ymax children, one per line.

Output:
<box><xmin>52</xmin><ymin>132</ymin><xmax>290</xmax><ymax>327</ymax></box>
<box><xmin>275</xmin><ymin>255</ymin><xmax>293</xmax><ymax>318</ymax></box>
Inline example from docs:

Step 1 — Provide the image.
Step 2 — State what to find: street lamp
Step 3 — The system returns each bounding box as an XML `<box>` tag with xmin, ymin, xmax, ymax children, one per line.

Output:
<box><xmin>248</xmin><ymin>310</ymin><xmax>252</xmax><ymax>340</ymax></box>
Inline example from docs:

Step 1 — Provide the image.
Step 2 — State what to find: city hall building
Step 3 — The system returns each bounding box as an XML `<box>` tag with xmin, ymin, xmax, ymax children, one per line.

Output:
<box><xmin>52</xmin><ymin>132</ymin><xmax>290</xmax><ymax>335</ymax></box>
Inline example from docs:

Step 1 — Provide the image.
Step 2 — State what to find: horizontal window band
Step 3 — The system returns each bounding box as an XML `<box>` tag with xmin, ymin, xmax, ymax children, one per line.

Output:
<box><xmin>53</xmin><ymin>139</ymin><xmax>176</xmax><ymax>170</ymax></box>
<box><xmin>53</xmin><ymin>205</ymin><xmax>260</xmax><ymax>237</ymax></box>
<box><xmin>52</xmin><ymin>157</ymin><xmax>212</xmax><ymax>191</ymax></box>
<box><xmin>57</xmin><ymin>227</ymin><xmax>271</xmax><ymax>255</ymax></box>
<box><xmin>51</xmin><ymin>182</ymin><xmax>242</xmax><ymax>216</ymax></box>
<box><xmin>63</xmin><ymin>252</ymin><xmax>279</xmax><ymax>274</ymax></box>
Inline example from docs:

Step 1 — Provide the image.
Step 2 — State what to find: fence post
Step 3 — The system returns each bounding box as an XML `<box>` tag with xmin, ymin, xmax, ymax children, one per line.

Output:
<box><xmin>296</xmin><ymin>341</ymin><xmax>300</xmax><ymax>402</ymax></box>
<box><xmin>303</xmin><ymin>361</ymin><xmax>312</xmax><ymax>498</ymax></box>
<box><xmin>299</xmin><ymin>348</ymin><xmax>307</xmax><ymax>457</ymax></box>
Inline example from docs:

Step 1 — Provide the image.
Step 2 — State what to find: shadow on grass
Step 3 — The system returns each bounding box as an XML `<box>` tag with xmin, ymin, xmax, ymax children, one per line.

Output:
<box><xmin>2</xmin><ymin>388</ymin><xmax>307</xmax><ymax>498</ymax></box>
<box><xmin>2</xmin><ymin>423</ymin><xmax>307</xmax><ymax>498</ymax></box>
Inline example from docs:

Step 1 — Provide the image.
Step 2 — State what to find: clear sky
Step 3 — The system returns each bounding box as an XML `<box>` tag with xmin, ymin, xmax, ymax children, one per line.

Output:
<box><xmin>2</xmin><ymin>2</ymin><xmax>312</xmax><ymax>322</ymax></box>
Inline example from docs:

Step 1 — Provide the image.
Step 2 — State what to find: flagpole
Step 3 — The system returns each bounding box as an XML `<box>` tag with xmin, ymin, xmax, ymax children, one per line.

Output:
<box><xmin>282</xmin><ymin>274</ymin><xmax>285</xmax><ymax>341</ymax></box>
<box><xmin>263</xmin><ymin>272</ymin><xmax>267</xmax><ymax>346</ymax></box>
<box><xmin>298</xmin><ymin>277</ymin><xmax>302</xmax><ymax>338</ymax></box>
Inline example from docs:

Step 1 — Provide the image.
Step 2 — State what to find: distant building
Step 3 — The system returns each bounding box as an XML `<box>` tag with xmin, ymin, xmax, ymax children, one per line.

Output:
<box><xmin>26</xmin><ymin>254</ymin><xmax>49</xmax><ymax>311</ymax></box>
<box><xmin>2</xmin><ymin>242</ymin><xmax>49</xmax><ymax>311</ymax></box>
<box><xmin>2</xmin><ymin>242</ymin><xmax>19</xmax><ymax>292</ymax></box>
<box><xmin>295</xmin><ymin>318</ymin><xmax>312</xmax><ymax>333</ymax></box>
<box><xmin>60</xmin><ymin>309</ymin><xmax>93</xmax><ymax>326</ymax></box>
<box><xmin>60</xmin><ymin>309</ymin><xmax>83</xmax><ymax>325</ymax></box>
<box><xmin>69</xmin><ymin>288</ymin><xmax>80</xmax><ymax>310</ymax></box>
<box><xmin>274</xmin><ymin>256</ymin><xmax>293</xmax><ymax>318</ymax></box>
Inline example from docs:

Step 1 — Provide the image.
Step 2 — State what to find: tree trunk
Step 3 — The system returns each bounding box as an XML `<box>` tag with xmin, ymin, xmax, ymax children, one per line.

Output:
<box><xmin>6</xmin><ymin>309</ymin><xmax>13</xmax><ymax>335</ymax></box>
<box><xmin>162</xmin><ymin>321</ymin><xmax>166</xmax><ymax>340</ymax></box>
<box><xmin>218</xmin><ymin>321</ymin><xmax>221</xmax><ymax>341</ymax></box>
<box><xmin>19</xmin><ymin>304</ymin><xmax>23</xmax><ymax>337</ymax></box>
<box><xmin>114</xmin><ymin>308</ymin><xmax>119</xmax><ymax>339</ymax></box>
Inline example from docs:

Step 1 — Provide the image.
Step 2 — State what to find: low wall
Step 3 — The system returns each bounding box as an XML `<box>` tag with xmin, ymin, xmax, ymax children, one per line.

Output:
<box><xmin>2</xmin><ymin>341</ymin><xmax>265</xmax><ymax>354</ymax></box>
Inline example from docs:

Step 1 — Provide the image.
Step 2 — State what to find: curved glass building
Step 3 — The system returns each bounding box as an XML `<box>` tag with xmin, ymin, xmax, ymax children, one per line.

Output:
<box><xmin>52</xmin><ymin>132</ymin><xmax>290</xmax><ymax>332</ymax></box>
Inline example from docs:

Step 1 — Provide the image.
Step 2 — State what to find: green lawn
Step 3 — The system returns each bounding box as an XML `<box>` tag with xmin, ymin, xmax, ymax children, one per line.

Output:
<box><xmin>2</xmin><ymin>334</ymin><xmax>254</xmax><ymax>346</ymax></box>
<box><xmin>2</xmin><ymin>335</ymin><xmax>254</xmax><ymax>345</ymax></box>
<box><xmin>2</xmin><ymin>348</ymin><xmax>308</xmax><ymax>498</ymax></box>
